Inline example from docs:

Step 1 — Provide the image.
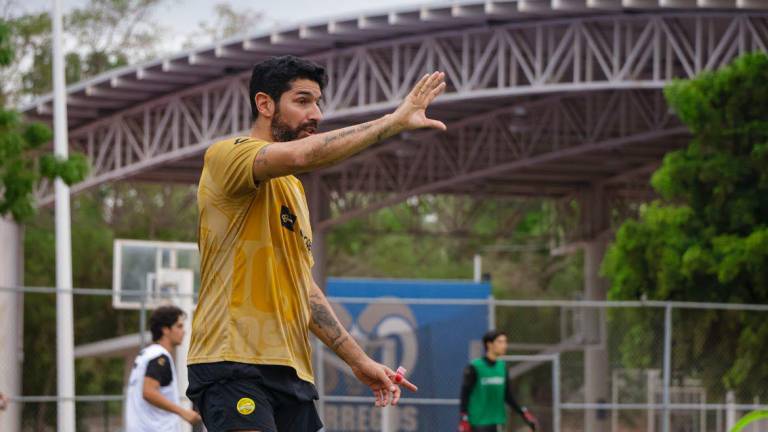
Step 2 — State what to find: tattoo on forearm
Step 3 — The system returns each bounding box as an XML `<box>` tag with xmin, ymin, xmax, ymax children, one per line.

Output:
<box><xmin>376</xmin><ymin>126</ymin><xmax>389</xmax><ymax>143</ymax></box>
<box><xmin>323</xmin><ymin>123</ymin><xmax>373</xmax><ymax>146</ymax></box>
<box><xmin>310</xmin><ymin>293</ymin><xmax>347</xmax><ymax>350</ymax></box>
<box><xmin>331</xmin><ymin>334</ymin><xmax>350</xmax><ymax>351</ymax></box>
<box><xmin>308</xmin><ymin>123</ymin><xmax>378</xmax><ymax>163</ymax></box>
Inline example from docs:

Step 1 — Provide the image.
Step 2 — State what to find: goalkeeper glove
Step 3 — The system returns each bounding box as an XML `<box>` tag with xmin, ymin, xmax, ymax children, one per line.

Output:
<box><xmin>522</xmin><ymin>407</ymin><xmax>538</xmax><ymax>431</ymax></box>
<box><xmin>458</xmin><ymin>413</ymin><xmax>471</xmax><ymax>432</ymax></box>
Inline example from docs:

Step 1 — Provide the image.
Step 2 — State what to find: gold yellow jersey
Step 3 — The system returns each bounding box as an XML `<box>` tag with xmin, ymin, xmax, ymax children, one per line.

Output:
<box><xmin>188</xmin><ymin>136</ymin><xmax>315</xmax><ymax>383</ymax></box>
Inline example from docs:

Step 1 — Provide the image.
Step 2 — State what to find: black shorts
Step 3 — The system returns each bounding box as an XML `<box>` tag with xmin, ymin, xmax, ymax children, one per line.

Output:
<box><xmin>187</xmin><ymin>362</ymin><xmax>323</xmax><ymax>432</ymax></box>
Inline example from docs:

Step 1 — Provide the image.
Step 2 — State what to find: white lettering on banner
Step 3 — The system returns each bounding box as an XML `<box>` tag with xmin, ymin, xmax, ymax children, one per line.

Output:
<box><xmin>481</xmin><ymin>376</ymin><xmax>505</xmax><ymax>386</ymax></box>
<box><xmin>324</xmin><ymin>404</ymin><xmax>418</xmax><ymax>431</ymax></box>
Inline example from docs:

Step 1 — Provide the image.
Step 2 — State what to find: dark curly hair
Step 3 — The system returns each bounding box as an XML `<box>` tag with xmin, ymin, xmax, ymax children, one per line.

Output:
<box><xmin>249</xmin><ymin>55</ymin><xmax>327</xmax><ymax>122</ymax></box>
<box><xmin>149</xmin><ymin>305</ymin><xmax>185</xmax><ymax>342</ymax></box>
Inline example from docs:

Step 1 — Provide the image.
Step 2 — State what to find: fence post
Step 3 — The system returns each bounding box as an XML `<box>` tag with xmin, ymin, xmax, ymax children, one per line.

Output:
<box><xmin>473</xmin><ymin>254</ymin><xmax>482</xmax><ymax>283</ymax></box>
<box><xmin>381</xmin><ymin>339</ymin><xmax>396</xmax><ymax>432</ymax></box>
<box><xmin>315</xmin><ymin>338</ymin><xmax>326</xmax><ymax>426</ymax></box>
<box><xmin>0</xmin><ymin>218</ymin><xmax>23</xmax><ymax>432</ymax></box>
<box><xmin>553</xmin><ymin>354</ymin><xmax>561</xmax><ymax>432</ymax></box>
<box><xmin>487</xmin><ymin>296</ymin><xmax>496</xmax><ymax>331</ymax></box>
<box><xmin>662</xmin><ymin>305</ymin><xmax>672</xmax><ymax>432</ymax></box>
<box><xmin>726</xmin><ymin>391</ymin><xmax>736</xmax><ymax>430</ymax></box>
<box><xmin>647</xmin><ymin>370</ymin><xmax>658</xmax><ymax>432</ymax></box>
<box><xmin>139</xmin><ymin>284</ymin><xmax>147</xmax><ymax>350</ymax></box>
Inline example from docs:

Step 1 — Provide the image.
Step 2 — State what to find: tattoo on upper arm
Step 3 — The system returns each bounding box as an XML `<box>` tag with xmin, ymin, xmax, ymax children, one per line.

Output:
<box><xmin>254</xmin><ymin>145</ymin><xmax>270</xmax><ymax>167</ymax></box>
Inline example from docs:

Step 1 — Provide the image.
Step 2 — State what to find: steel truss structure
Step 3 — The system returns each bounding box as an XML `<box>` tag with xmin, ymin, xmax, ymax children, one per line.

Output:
<box><xmin>316</xmin><ymin>89</ymin><xmax>686</xmax><ymax>229</ymax></box>
<box><xmin>26</xmin><ymin>8</ymin><xmax>768</xmax><ymax>231</ymax></box>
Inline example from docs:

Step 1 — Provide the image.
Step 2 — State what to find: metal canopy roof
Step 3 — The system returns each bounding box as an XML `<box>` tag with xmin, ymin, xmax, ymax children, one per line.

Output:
<box><xmin>21</xmin><ymin>0</ymin><xmax>767</xmax><ymax>127</ymax></box>
<box><xmin>21</xmin><ymin>0</ymin><xmax>768</xmax><ymax>231</ymax></box>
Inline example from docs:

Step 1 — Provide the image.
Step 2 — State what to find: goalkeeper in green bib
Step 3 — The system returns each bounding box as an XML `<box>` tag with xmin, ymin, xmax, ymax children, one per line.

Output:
<box><xmin>458</xmin><ymin>330</ymin><xmax>538</xmax><ymax>432</ymax></box>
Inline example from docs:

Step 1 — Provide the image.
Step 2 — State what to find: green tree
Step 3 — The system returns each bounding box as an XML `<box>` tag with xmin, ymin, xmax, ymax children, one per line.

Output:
<box><xmin>0</xmin><ymin>11</ymin><xmax>49</xmax><ymax>104</ymax></box>
<box><xmin>188</xmin><ymin>1</ymin><xmax>265</xmax><ymax>47</ymax></box>
<box><xmin>0</xmin><ymin>0</ymin><xmax>167</xmax><ymax>100</ymax></box>
<box><xmin>0</xmin><ymin>18</ymin><xmax>88</xmax><ymax>223</ymax></box>
<box><xmin>603</xmin><ymin>53</ymin><xmax>768</xmax><ymax>398</ymax></box>
<box><xmin>327</xmin><ymin>195</ymin><xmax>578</xmax><ymax>297</ymax></box>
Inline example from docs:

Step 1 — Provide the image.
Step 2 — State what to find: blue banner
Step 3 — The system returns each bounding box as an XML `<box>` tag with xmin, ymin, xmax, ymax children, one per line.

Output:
<box><xmin>322</xmin><ymin>278</ymin><xmax>491</xmax><ymax>432</ymax></box>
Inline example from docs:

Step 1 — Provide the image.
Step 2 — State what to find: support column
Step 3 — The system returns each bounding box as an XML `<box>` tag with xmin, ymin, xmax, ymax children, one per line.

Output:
<box><xmin>0</xmin><ymin>217</ymin><xmax>23</xmax><ymax>432</ymax></box>
<box><xmin>307</xmin><ymin>173</ymin><xmax>330</xmax><ymax>291</ymax></box>
<box><xmin>582</xmin><ymin>188</ymin><xmax>610</xmax><ymax>432</ymax></box>
<box><xmin>305</xmin><ymin>173</ymin><xmax>330</xmax><ymax>422</ymax></box>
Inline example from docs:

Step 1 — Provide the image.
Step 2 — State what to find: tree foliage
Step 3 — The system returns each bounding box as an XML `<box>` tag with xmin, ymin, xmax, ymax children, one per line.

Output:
<box><xmin>328</xmin><ymin>196</ymin><xmax>579</xmax><ymax>298</ymax></box>
<box><xmin>19</xmin><ymin>0</ymin><xmax>167</xmax><ymax>99</ymax></box>
<box><xmin>603</xmin><ymin>53</ymin><xmax>768</xmax><ymax>397</ymax></box>
<box><xmin>0</xmin><ymin>19</ymin><xmax>88</xmax><ymax>222</ymax></box>
<box><xmin>186</xmin><ymin>1</ymin><xmax>265</xmax><ymax>47</ymax></box>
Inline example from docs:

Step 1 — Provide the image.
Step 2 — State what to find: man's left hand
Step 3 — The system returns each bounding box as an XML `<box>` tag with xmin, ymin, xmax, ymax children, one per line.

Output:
<box><xmin>350</xmin><ymin>359</ymin><xmax>418</xmax><ymax>407</ymax></box>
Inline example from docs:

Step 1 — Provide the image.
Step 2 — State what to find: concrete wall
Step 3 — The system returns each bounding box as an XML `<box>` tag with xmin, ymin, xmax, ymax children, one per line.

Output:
<box><xmin>0</xmin><ymin>217</ymin><xmax>23</xmax><ymax>432</ymax></box>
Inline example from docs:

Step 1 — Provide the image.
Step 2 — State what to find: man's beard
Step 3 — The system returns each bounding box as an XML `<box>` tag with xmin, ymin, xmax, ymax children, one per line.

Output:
<box><xmin>271</xmin><ymin>108</ymin><xmax>318</xmax><ymax>142</ymax></box>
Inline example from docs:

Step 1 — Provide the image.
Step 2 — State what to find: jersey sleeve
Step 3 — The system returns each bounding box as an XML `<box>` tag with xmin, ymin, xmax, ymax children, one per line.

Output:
<box><xmin>144</xmin><ymin>354</ymin><xmax>173</xmax><ymax>387</ymax></box>
<box><xmin>459</xmin><ymin>364</ymin><xmax>477</xmax><ymax>413</ymax></box>
<box><xmin>505</xmin><ymin>373</ymin><xmax>526</xmax><ymax>416</ymax></box>
<box><xmin>205</xmin><ymin>138</ymin><xmax>269</xmax><ymax>197</ymax></box>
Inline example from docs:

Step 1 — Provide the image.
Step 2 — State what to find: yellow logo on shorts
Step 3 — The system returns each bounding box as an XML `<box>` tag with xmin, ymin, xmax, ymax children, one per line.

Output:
<box><xmin>236</xmin><ymin>397</ymin><xmax>255</xmax><ymax>415</ymax></box>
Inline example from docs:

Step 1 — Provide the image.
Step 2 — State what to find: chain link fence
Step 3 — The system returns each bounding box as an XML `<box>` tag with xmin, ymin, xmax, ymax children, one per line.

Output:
<box><xmin>311</xmin><ymin>298</ymin><xmax>768</xmax><ymax>432</ymax></box>
<box><xmin>2</xmin><ymin>286</ymin><xmax>768</xmax><ymax>431</ymax></box>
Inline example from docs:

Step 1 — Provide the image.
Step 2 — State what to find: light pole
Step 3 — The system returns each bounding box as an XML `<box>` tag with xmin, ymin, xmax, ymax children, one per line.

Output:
<box><xmin>52</xmin><ymin>0</ymin><xmax>75</xmax><ymax>430</ymax></box>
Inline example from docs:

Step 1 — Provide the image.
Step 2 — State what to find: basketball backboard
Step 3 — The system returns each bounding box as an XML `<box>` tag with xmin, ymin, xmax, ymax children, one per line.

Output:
<box><xmin>112</xmin><ymin>239</ymin><xmax>200</xmax><ymax>309</ymax></box>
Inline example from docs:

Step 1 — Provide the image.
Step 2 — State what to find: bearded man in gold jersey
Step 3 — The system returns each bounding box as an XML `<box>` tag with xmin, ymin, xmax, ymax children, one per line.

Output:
<box><xmin>187</xmin><ymin>55</ymin><xmax>446</xmax><ymax>432</ymax></box>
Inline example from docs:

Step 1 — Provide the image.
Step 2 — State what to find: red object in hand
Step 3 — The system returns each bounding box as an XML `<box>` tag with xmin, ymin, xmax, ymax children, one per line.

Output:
<box><xmin>394</xmin><ymin>366</ymin><xmax>407</xmax><ymax>384</ymax></box>
<box><xmin>523</xmin><ymin>410</ymin><xmax>538</xmax><ymax>430</ymax></box>
<box><xmin>458</xmin><ymin>413</ymin><xmax>471</xmax><ymax>432</ymax></box>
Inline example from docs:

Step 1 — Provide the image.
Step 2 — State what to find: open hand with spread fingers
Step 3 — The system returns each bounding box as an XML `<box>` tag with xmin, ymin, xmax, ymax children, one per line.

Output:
<box><xmin>391</xmin><ymin>71</ymin><xmax>447</xmax><ymax>132</ymax></box>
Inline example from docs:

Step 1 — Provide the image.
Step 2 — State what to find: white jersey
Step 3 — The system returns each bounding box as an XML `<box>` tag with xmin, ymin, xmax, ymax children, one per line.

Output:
<box><xmin>125</xmin><ymin>344</ymin><xmax>180</xmax><ymax>432</ymax></box>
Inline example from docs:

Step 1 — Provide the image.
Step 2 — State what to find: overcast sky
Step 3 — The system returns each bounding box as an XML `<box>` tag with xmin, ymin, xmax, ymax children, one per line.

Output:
<box><xmin>20</xmin><ymin>0</ymin><xmax>439</xmax><ymax>51</ymax></box>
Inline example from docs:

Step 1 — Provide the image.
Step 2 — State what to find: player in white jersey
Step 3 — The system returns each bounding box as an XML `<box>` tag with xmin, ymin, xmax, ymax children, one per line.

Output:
<box><xmin>125</xmin><ymin>305</ymin><xmax>201</xmax><ymax>431</ymax></box>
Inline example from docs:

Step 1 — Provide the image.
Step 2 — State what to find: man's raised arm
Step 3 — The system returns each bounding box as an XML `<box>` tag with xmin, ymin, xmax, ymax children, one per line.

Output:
<box><xmin>252</xmin><ymin>71</ymin><xmax>446</xmax><ymax>181</ymax></box>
